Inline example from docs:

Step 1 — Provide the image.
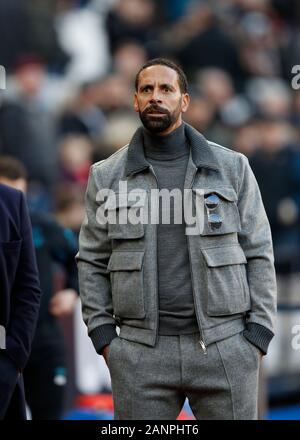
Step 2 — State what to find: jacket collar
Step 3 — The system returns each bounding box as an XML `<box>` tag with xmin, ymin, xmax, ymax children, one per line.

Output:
<box><xmin>125</xmin><ymin>122</ymin><xmax>220</xmax><ymax>177</ymax></box>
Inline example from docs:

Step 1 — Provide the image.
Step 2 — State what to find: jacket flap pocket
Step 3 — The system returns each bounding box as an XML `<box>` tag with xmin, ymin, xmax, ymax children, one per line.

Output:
<box><xmin>106</xmin><ymin>192</ymin><xmax>147</xmax><ymax>210</ymax></box>
<box><xmin>202</xmin><ymin>245</ymin><xmax>247</xmax><ymax>267</ymax></box>
<box><xmin>108</xmin><ymin>251</ymin><xmax>144</xmax><ymax>271</ymax></box>
<box><xmin>202</xmin><ymin>187</ymin><xmax>237</xmax><ymax>202</ymax></box>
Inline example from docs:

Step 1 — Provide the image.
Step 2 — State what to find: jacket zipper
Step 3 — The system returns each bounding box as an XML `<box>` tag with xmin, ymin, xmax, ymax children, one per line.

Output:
<box><xmin>186</xmin><ymin>168</ymin><xmax>207</xmax><ymax>355</ymax></box>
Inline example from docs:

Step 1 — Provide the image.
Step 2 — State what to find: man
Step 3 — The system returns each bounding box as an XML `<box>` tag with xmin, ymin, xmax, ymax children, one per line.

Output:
<box><xmin>0</xmin><ymin>156</ymin><xmax>78</xmax><ymax>419</ymax></box>
<box><xmin>0</xmin><ymin>182</ymin><xmax>41</xmax><ymax>419</ymax></box>
<box><xmin>76</xmin><ymin>58</ymin><xmax>277</xmax><ymax>420</ymax></box>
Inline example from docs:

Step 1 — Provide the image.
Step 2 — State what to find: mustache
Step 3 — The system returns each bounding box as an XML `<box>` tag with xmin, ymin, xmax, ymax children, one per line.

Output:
<box><xmin>144</xmin><ymin>105</ymin><xmax>169</xmax><ymax>114</ymax></box>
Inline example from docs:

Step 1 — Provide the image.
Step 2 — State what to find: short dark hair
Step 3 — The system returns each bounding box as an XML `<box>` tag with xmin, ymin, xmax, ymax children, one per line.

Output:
<box><xmin>0</xmin><ymin>155</ymin><xmax>27</xmax><ymax>180</ymax></box>
<box><xmin>135</xmin><ymin>58</ymin><xmax>188</xmax><ymax>94</ymax></box>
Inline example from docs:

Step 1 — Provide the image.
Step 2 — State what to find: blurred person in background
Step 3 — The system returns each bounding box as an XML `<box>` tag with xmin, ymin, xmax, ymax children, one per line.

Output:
<box><xmin>106</xmin><ymin>0</ymin><xmax>161</xmax><ymax>57</ymax></box>
<box><xmin>58</xmin><ymin>80</ymin><xmax>106</xmax><ymax>144</ymax></box>
<box><xmin>195</xmin><ymin>68</ymin><xmax>253</xmax><ymax>146</ymax></box>
<box><xmin>237</xmin><ymin>8</ymin><xmax>281</xmax><ymax>78</ymax></box>
<box><xmin>57</xmin><ymin>135</ymin><xmax>93</xmax><ymax>187</ymax></box>
<box><xmin>55</xmin><ymin>0</ymin><xmax>109</xmax><ymax>84</ymax></box>
<box><xmin>96</xmin><ymin>73</ymin><xmax>133</xmax><ymax>113</ymax></box>
<box><xmin>183</xmin><ymin>88</ymin><xmax>216</xmax><ymax>138</ymax></box>
<box><xmin>98</xmin><ymin>112</ymin><xmax>140</xmax><ymax>158</ymax></box>
<box><xmin>232</xmin><ymin>119</ymin><xmax>261</xmax><ymax>159</ymax></box>
<box><xmin>25</xmin><ymin>0</ymin><xmax>69</xmax><ymax>73</ymax></box>
<box><xmin>0</xmin><ymin>156</ymin><xmax>78</xmax><ymax>419</ymax></box>
<box><xmin>111</xmin><ymin>40</ymin><xmax>148</xmax><ymax>84</ymax></box>
<box><xmin>163</xmin><ymin>2</ymin><xmax>243</xmax><ymax>85</ymax></box>
<box><xmin>249</xmin><ymin>117</ymin><xmax>300</xmax><ymax>277</ymax></box>
<box><xmin>197</xmin><ymin>68</ymin><xmax>235</xmax><ymax>111</ymax></box>
<box><xmin>0</xmin><ymin>178</ymin><xmax>41</xmax><ymax>420</ymax></box>
<box><xmin>0</xmin><ymin>55</ymin><xmax>58</xmax><ymax>208</ymax></box>
<box><xmin>246</xmin><ymin>77</ymin><xmax>292</xmax><ymax>119</ymax></box>
<box><xmin>54</xmin><ymin>182</ymin><xmax>86</xmax><ymax>236</ymax></box>
<box><xmin>58</xmin><ymin>73</ymin><xmax>133</xmax><ymax>152</ymax></box>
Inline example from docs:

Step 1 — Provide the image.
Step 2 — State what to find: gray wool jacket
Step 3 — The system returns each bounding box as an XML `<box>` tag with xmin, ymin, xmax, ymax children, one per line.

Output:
<box><xmin>76</xmin><ymin>123</ymin><xmax>277</xmax><ymax>356</ymax></box>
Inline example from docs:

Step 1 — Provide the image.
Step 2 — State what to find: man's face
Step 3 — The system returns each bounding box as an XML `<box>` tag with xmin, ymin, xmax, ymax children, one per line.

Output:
<box><xmin>134</xmin><ymin>65</ymin><xmax>190</xmax><ymax>135</ymax></box>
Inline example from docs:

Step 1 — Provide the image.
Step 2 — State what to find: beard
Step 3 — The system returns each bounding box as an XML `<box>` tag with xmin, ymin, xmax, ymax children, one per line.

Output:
<box><xmin>139</xmin><ymin>102</ymin><xmax>181</xmax><ymax>133</ymax></box>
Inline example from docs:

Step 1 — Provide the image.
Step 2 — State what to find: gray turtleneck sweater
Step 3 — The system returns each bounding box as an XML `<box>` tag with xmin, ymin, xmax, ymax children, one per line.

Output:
<box><xmin>143</xmin><ymin>123</ymin><xmax>199</xmax><ymax>335</ymax></box>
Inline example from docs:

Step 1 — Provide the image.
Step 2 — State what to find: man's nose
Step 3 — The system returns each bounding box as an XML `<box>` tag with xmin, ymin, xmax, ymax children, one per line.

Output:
<box><xmin>149</xmin><ymin>89</ymin><xmax>162</xmax><ymax>103</ymax></box>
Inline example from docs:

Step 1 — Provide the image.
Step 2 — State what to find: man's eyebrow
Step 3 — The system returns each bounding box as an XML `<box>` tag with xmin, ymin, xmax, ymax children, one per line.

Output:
<box><xmin>160</xmin><ymin>83</ymin><xmax>175</xmax><ymax>90</ymax></box>
<box><xmin>139</xmin><ymin>83</ymin><xmax>153</xmax><ymax>90</ymax></box>
<box><xmin>139</xmin><ymin>83</ymin><xmax>175</xmax><ymax>90</ymax></box>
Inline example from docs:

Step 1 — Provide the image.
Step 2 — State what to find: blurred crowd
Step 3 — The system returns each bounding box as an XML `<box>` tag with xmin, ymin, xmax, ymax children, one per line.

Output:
<box><xmin>1</xmin><ymin>0</ymin><xmax>300</xmax><ymax>273</ymax></box>
<box><xmin>1</xmin><ymin>0</ymin><xmax>300</xmax><ymax>418</ymax></box>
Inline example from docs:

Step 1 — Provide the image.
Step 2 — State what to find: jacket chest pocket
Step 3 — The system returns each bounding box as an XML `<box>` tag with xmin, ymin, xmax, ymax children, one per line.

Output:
<box><xmin>194</xmin><ymin>187</ymin><xmax>241</xmax><ymax>236</ymax></box>
<box><xmin>201</xmin><ymin>244</ymin><xmax>251</xmax><ymax>316</ymax></box>
<box><xmin>105</xmin><ymin>192</ymin><xmax>146</xmax><ymax>240</ymax></box>
<box><xmin>107</xmin><ymin>251</ymin><xmax>145</xmax><ymax>319</ymax></box>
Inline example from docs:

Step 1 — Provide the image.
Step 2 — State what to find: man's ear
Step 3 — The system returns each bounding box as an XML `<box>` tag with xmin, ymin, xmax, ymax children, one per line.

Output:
<box><xmin>181</xmin><ymin>93</ymin><xmax>190</xmax><ymax>113</ymax></box>
<box><xmin>133</xmin><ymin>93</ymin><xmax>139</xmax><ymax>113</ymax></box>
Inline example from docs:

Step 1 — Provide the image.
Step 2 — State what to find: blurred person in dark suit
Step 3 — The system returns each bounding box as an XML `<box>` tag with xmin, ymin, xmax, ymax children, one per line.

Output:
<box><xmin>0</xmin><ymin>181</ymin><xmax>41</xmax><ymax>419</ymax></box>
<box><xmin>0</xmin><ymin>156</ymin><xmax>78</xmax><ymax>419</ymax></box>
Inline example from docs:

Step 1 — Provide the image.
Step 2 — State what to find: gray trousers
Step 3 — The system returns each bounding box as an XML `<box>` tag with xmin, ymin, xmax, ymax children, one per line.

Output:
<box><xmin>107</xmin><ymin>330</ymin><xmax>260</xmax><ymax>420</ymax></box>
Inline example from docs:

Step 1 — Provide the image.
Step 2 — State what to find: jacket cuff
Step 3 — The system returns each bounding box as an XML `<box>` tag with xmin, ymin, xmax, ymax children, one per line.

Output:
<box><xmin>89</xmin><ymin>324</ymin><xmax>118</xmax><ymax>355</ymax></box>
<box><xmin>243</xmin><ymin>322</ymin><xmax>274</xmax><ymax>355</ymax></box>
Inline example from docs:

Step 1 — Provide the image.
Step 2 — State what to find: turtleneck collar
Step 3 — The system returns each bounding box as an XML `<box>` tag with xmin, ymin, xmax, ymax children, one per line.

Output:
<box><xmin>142</xmin><ymin>122</ymin><xmax>189</xmax><ymax>161</ymax></box>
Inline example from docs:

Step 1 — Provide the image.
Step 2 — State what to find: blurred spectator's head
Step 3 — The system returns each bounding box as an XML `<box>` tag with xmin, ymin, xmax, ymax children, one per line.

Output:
<box><xmin>112</xmin><ymin>41</ymin><xmax>147</xmax><ymax>82</ymax></box>
<box><xmin>0</xmin><ymin>156</ymin><xmax>28</xmax><ymax>193</ymax></box>
<box><xmin>54</xmin><ymin>183</ymin><xmax>85</xmax><ymax>233</ymax></box>
<box><xmin>196</xmin><ymin>68</ymin><xmax>234</xmax><ymax>108</ymax></box>
<box><xmin>113</xmin><ymin>0</ymin><xmax>156</xmax><ymax>27</ymax></box>
<box><xmin>184</xmin><ymin>90</ymin><xmax>215</xmax><ymax>131</ymax></box>
<box><xmin>247</xmin><ymin>78</ymin><xmax>292</xmax><ymax>118</ymax></box>
<box><xmin>58</xmin><ymin>135</ymin><xmax>93</xmax><ymax>184</ymax></box>
<box><xmin>239</xmin><ymin>15</ymin><xmax>280</xmax><ymax>78</ymax></box>
<box><xmin>77</xmin><ymin>79</ymin><xmax>104</xmax><ymax>107</ymax></box>
<box><xmin>102</xmin><ymin>112</ymin><xmax>140</xmax><ymax>153</ymax></box>
<box><xmin>232</xmin><ymin>120</ymin><xmax>261</xmax><ymax>157</ymax></box>
<box><xmin>240</xmin><ymin>11</ymin><xmax>272</xmax><ymax>43</ymax></box>
<box><xmin>98</xmin><ymin>74</ymin><xmax>132</xmax><ymax>111</ymax></box>
<box><xmin>13</xmin><ymin>54</ymin><xmax>46</xmax><ymax>97</ymax></box>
